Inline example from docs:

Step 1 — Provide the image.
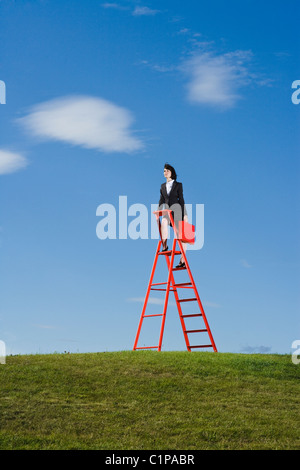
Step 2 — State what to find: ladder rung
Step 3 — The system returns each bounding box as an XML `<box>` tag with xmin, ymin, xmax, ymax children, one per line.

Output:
<box><xmin>173</xmin><ymin>282</ymin><xmax>192</xmax><ymax>288</ymax></box>
<box><xmin>189</xmin><ymin>345</ymin><xmax>213</xmax><ymax>349</ymax></box>
<box><xmin>135</xmin><ymin>346</ymin><xmax>158</xmax><ymax>349</ymax></box>
<box><xmin>150</xmin><ymin>288</ymin><xmax>175</xmax><ymax>292</ymax></box>
<box><xmin>172</xmin><ymin>266</ymin><xmax>186</xmax><ymax>271</ymax></box>
<box><xmin>158</xmin><ymin>251</ymin><xmax>181</xmax><ymax>256</ymax></box>
<box><xmin>185</xmin><ymin>329</ymin><xmax>207</xmax><ymax>334</ymax></box>
<box><xmin>177</xmin><ymin>298</ymin><xmax>197</xmax><ymax>303</ymax></box>
<box><xmin>150</xmin><ymin>282</ymin><xmax>175</xmax><ymax>291</ymax></box>
<box><xmin>181</xmin><ymin>314</ymin><xmax>202</xmax><ymax>318</ymax></box>
<box><xmin>144</xmin><ymin>314</ymin><xmax>164</xmax><ymax>317</ymax></box>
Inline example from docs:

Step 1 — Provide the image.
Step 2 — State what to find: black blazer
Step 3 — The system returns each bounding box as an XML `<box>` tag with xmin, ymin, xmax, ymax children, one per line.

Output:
<box><xmin>158</xmin><ymin>181</ymin><xmax>187</xmax><ymax>222</ymax></box>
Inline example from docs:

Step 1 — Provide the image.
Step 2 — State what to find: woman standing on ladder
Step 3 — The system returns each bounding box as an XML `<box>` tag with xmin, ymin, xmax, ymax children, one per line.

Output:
<box><xmin>158</xmin><ymin>163</ymin><xmax>188</xmax><ymax>269</ymax></box>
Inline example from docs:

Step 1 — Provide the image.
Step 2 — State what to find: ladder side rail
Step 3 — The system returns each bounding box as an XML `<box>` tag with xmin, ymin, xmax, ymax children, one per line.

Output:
<box><xmin>133</xmin><ymin>240</ymin><xmax>161</xmax><ymax>350</ymax></box>
<box><xmin>169</xmin><ymin>212</ymin><xmax>194</xmax><ymax>351</ymax></box>
<box><xmin>157</xmin><ymin>237</ymin><xmax>177</xmax><ymax>351</ymax></box>
<box><xmin>168</xmin><ymin>212</ymin><xmax>217</xmax><ymax>353</ymax></box>
<box><xmin>164</xmin><ymin>241</ymin><xmax>192</xmax><ymax>352</ymax></box>
<box><xmin>177</xmin><ymin>237</ymin><xmax>218</xmax><ymax>352</ymax></box>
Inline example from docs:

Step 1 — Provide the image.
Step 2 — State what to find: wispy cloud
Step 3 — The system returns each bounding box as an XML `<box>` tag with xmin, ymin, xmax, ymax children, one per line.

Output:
<box><xmin>240</xmin><ymin>259</ymin><xmax>252</xmax><ymax>268</ymax></box>
<box><xmin>33</xmin><ymin>324</ymin><xmax>58</xmax><ymax>330</ymax></box>
<box><xmin>17</xmin><ymin>95</ymin><xmax>144</xmax><ymax>153</ymax></box>
<box><xmin>127</xmin><ymin>297</ymin><xmax>175</xmax><ymax>306</ymax></box>
<box><xmin>101</xmin><ymin>3</ymin><xmax>160</xmax><ymax>16</ymax></box>
<box><xmin>132</xmin><ymin>6</ymin><xmax>161</xmax><ymax>16</ymax></box>
<box><xmin>127</xmin><ymin>297</ymin><xmax>219</xmax><ymax>308</ymax></box>
<box><xmin>138</xmin><ymin>59</ymin><xmax>176</xmax><ymax>73</ymax></box>
<box><xmin>101</xmin><ymin>3</ymin><xmax>129</xmax><ymax>11</ymax></box>
<box><xmin>0</xmin><ymin>149</ymin><xmax>28</xmax><ymax>175</ymax></box>
<box><xmin>138</xmin><ymin>22</ymin><xmax>267</xmax><ymax>111</ymax></box>
<box><xmin>181</xmin><ymin>49</ymin><xmax>254</xmax><ymax>109</ymax></box>
<box><xmin>274</xmin><ymin>51</ymin><xmax>292</xmax><ymax>60</ymax></box>
<box><xmin>240</xmin><ymin>345</ymin><xmax>271</xmax><ymax>354</ymax></box>
<box><xmin>204</xmin><ymin>301</ymin><xmax>221</xmax><ymax>308</ymax></box>
<box><xmin>177</xmin><ymin>28</ymin><xmax>190</xmax><ymax>35</ymax></box>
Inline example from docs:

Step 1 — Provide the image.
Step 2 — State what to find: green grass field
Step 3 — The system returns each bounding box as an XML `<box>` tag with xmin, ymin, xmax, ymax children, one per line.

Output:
<box><xmin>0</xmin><ymin>351</ymin><xmax>299</xmax><ymax>450</ymax></box>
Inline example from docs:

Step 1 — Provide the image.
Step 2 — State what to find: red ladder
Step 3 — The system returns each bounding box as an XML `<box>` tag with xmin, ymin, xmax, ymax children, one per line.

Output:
<box><xmin>133</xmin><ymin>210</ymin><xmax>217</xmax><ymax>352</ymax></box>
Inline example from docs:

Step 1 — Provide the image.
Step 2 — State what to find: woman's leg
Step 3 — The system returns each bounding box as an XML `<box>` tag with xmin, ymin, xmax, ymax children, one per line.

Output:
<box><xmin>161</xmin><ymin>217</ymin><xmax>169</xmax><ymax>250</ymax></box>
<box><xmin>175</xmin><ymin>220</ymin><xmax>187</xmax><ymax>265</ymax></box>
<box><xmin>180</xmin><ymin>215</ymin><xmax>189</xmax><ymax>264</ymax></box>
<box><xmin>181</xmin><ymin>242</ymin><xmax>187</xmax><ymax>263</ymax></box>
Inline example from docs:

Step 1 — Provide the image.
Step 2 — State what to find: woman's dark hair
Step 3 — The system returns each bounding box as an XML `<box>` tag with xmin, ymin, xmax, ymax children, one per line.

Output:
<box><xmin>164</xmin><ymin>163</ymin><xmax>177</xmax><ymax>180</ymax></box>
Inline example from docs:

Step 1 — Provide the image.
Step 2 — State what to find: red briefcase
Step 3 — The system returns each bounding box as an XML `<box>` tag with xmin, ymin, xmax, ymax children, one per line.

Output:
<box><xmin>178</xmin><ymin>221</ymin><xmax>195</xmax><ymax>244</ymax></box>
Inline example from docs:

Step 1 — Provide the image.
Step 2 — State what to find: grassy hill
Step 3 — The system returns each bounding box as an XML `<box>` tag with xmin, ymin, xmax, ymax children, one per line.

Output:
<box><xmin>0</xmin><ymin>351</ymin><xmax>299</xmax><ymax>450</ymax></box>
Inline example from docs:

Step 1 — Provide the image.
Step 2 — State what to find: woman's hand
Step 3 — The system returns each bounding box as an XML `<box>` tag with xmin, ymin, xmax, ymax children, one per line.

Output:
<box><xmin>184</xmin><ymin>215</ymin><xmax>188</xmax><ymax>223</ymax></box>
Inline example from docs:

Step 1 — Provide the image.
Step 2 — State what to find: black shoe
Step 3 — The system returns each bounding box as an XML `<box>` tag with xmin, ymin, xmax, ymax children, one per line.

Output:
<box><xmin>161</xmin><ymin>245</ymin><xmax>169</xmax><ymax>252</ymax></box>
<box><xmin>176</xmin><ymin>260</ymin><xmax>186</xmax><ymax>269</ymax></box>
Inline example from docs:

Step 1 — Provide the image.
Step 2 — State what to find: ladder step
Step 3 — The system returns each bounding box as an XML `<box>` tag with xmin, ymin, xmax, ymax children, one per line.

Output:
<box><xmin>158</xmin><ymin>250</ymin><xmax>181</xmax><ymax>256</ymax></box>
<box><xmin>150</xmin><ymin>288</ymin><xmax>176</xmax><ymax>292</ymax></box>
<box><xmin>185</xmin><ymin>329</ymin><xmax>207</xmax><ymax>334</ymax></box>
<box><xmin>177</xmin><ymin>298</ymin><xmax>197</xmax><ymax>303</ymax></box>
<box><xmin>181</xmin><ymin>314</ymin><xmax>202</xmax><ymax>318</ymax></box>
<box><xmin>150</xmin><ymin>282</ymin><xmax>174</xmax><ymax>291</ymax></box>
<box><xmin>150</xmin><ymin>282</ymin><xmax>192</xmax><ymax>288</ymax></box>
<box><xmin>144</xmin><ymin>314</ymin><xmax>164</xmax><ymax>317</ymax></box>
<box><xmin>189</xmin><ymin>345</ymin><xmax>213</xmax><ymax>349</ymax></box>
<box><xmin>172</xmin><ymin>266</ymin><xmax>186</xmax><ymax>271</ymax></box>
<box><xmin>150</xmin><ymin>282</ymin><xmax>191</xmax><ymax>291</ymax></box>
<box><xmin>173</xmin><ymin>282</ymin><xmax>192</xmax><ymax>288</ymax></box>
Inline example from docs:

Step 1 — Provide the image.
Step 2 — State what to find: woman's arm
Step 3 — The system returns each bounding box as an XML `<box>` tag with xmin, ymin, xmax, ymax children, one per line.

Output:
<box><xmin>158</xmin><ymin>186</ymin><xmax>165</xmax><ymax>211</ymax></box>
<box><xmin>178</xmin><ymin>183</ymin><xmax>188</xmax><ymax>219</ymax></box>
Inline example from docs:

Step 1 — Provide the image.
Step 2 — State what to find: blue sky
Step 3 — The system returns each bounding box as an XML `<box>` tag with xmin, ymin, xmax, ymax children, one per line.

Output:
<box><xmin>0</xmin><ymin>0</ymin><xmax>299</xmax><ymax>355</ymax></box>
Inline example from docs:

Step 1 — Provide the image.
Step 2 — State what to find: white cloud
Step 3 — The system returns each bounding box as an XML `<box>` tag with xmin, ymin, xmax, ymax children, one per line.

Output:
<box><xmin>181</xmin><ymin>50</ymin><xmax>253</xmax><ymax>109</ymax></box>
<box><xmin>132</xmin><ymin>6</ymin><xmax>160</xmax><ymax>16</ymax></box>
<box><xmin>0</xmin><ymin>149</ymin><xmax>28</xmax><ymax>175</ymax></box>
<box><xmin>18</xmin><ymin>95</ymin><xmax>144</xmax><ymax>153</ymax></box>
